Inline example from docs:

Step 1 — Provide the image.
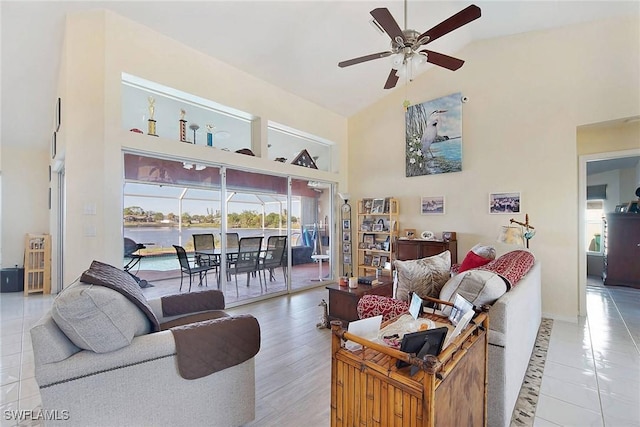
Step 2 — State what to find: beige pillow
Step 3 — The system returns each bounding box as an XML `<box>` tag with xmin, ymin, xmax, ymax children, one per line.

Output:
<box><xmin>394</xmin><ymin>251</ymin><xmax>451</xmax><ymax>301</ymax></box>
<box><xmin>439</xmin><ymin>269</ymin><xmax>508</xmax><ymax>316</ymax></box>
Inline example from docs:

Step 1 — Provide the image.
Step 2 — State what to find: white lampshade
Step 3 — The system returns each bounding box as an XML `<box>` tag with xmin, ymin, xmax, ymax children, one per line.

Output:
<box><xmin>390</xmin><ymin>53</ymin><xmax>405</xmax><ymax>70</ymax></box>
<box><xmin>497</xmin><ymin>226</ymin><xmax>524</xmax><ymax>246</ymax></box>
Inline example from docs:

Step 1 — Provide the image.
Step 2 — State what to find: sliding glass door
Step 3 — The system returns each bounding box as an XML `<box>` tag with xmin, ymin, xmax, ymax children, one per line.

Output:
<box><xmin>123</xmin><ymin>153</ymin><xmax>334</xmax><ymax>304</ymax></box>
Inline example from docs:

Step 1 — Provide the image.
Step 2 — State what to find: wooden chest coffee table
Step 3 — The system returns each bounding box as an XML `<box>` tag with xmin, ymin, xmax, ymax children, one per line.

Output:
<box><xmin>325</xmin><ymin>279</ymin><xmax>393</xmax><ymax>325</ymax></box>
<box><xmin>330</xmin><ymin>311</ymin><xmax>489</xmax><ymax>426</ymax></box>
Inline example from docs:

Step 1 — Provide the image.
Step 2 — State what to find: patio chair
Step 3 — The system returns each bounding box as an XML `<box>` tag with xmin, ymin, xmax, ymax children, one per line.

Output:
<box><xmin>259</xmin><ymin>235</ymin><xmax>287</xmax><ymax>288</ymax></box>
<box><xmin>173</xmin><ymin>245</ymin><xmax>216</xmax><ymax>292</ymax></box>
<box><xmin>193</xmin><ymin>233</ymin><xmax>220</xmax><ymax>286</ymax></box>
<box><xmin>228</xmin><ymin>236</ymin><xmax>263</xmax><ymax>296</ymax></box>
<box><xmin>223</xmin><ymin>232</ymin><xmax>240</xmax><ymax>280</ymax></box>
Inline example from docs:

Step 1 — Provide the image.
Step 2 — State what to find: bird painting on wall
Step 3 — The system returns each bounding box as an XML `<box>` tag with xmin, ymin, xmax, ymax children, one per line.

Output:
<box><xmin>421</xmin><ymin>110</ymin><xmax>447</xmax><ymax>158</ymax></box>
<box><xmin>405</xmin><ymin>92</ymin><xmax>462</xmax><ymax>177</ymax></box>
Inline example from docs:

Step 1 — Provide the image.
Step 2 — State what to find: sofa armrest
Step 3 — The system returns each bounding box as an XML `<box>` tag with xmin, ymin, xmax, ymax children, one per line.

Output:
<box><xmin>147</xmin><ymin>290</ymin><xmax>225</xmax><ymax>322</ymax></box>
<box><xmin>35</xmin><ymin>330</ymin><xmax>177</xmax><ymax>387</ymax></box>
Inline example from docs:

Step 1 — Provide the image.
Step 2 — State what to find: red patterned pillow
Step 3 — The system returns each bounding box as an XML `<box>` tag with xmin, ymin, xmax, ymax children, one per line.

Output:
<box><xmin>478</xmin><ymin>250</ymin><xmax>535</xmax><ymax>289</ymax></box>
<box><xmin>357</xmin><ymin>295</ymin><xmax>408</xmax><ymax>323</ymax></box>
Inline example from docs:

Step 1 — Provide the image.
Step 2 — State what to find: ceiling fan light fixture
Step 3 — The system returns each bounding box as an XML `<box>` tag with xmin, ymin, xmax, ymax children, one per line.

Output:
<box><xmin>390</xmin><ymin>52</ymin><xmax>405</xmax><ymax>69</ymax></box>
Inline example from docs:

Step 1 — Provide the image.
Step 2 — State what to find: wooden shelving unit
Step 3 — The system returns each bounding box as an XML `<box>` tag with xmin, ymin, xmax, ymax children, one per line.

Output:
<box><xmin>24</xmin><ymin>234</ymin><xmax>51</xmax><ymax>295</ymax></box>
<box><xmin>356</xmin><ymin>197</ymin><xmax>399</xmax><ymax>278</ymax></box>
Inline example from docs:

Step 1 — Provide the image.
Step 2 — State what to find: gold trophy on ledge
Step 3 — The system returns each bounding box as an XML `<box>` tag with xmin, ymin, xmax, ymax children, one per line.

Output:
<box><xmin>179</xmin><ymin>109</ymin><xmax>187</xmax><ymax>142</ymax></box>
<box><xmin>147</xmin><ymin>96</ymin><xmax>158</xmax><ymax>137</ymax></box>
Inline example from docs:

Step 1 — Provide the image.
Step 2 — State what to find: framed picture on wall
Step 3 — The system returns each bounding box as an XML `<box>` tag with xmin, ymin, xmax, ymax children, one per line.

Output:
<box><xmin>342</xmin><ymin>219</ymin><xmax>351</xmax><ymax>230</ymax></box>
<box><xmin>489</xmin><ymin>192</ymin><xmax>521</xmax><ymax>214</ymax></box>
<box><xmin>421</xmin><ymin>196</ymin><xmax>445</xmax><ymax>215</ymax></box>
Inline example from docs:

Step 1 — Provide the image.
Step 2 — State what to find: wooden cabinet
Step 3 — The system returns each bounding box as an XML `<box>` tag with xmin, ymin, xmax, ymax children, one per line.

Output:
<box><xmin>396</xmin><ymin>239</ymin><xmax>458</xmax><ymax>264</ymax></box>
<box><xmin>604</xmin><ymin>214</ymin><xmax>640</xmax><ymax>288</ymax></box>
<box><xmin>325</xmin><ymin>279</ymin><xmax>393</xmax><ymax>325</ymax></box>
<box><xmin>24</xmin><ymin>234</ymin><xmax>51</xmax><ymax>295</ymax></box>
<box><xmin>330</xmin><ymin>312</ymin><xmax>488</xmax><ymax>426</ymax></box>
<box><xmin>356</xmin><ymin>198</ymin><xmax>399</xmax><ymax>278</ymax></box>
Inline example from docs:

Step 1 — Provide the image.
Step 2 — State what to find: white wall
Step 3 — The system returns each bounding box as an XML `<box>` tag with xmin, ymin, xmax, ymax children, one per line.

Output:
<box><xmin>0</xmin><ymin>146</ymin><xmax>50</xmax><ymax>267</ymax></box>
<box><xmin>348</xmin><ymin>17</ymin><xmax>640</xmax><ymax>321</ymax></box>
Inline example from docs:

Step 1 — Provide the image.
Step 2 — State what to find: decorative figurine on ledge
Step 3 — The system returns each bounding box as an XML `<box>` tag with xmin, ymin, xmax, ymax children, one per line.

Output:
<box><xmin>179</xmin><ymin>109</ymin><xmax>187</xmax><ymax>142</ymax></box>
<box><xmin>147</xmin><ymin>96</ymin><xmax>158</xmax><ymax>137</ymax></box>
<box><xmin>206</xmin><ymin>124</ymin><xmax>215</xmax><ymax>147</ymax></box>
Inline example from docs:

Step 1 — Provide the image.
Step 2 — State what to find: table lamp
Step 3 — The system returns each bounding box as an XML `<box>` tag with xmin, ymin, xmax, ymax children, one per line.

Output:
<box><xmin>497</xmin><ymin>214</ymin><xmax>536</xmax><ymax>248</ymax></box>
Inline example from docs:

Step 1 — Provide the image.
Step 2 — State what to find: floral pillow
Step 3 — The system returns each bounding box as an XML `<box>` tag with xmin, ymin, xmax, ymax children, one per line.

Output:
<box><xmin>394</xmin><ymin>251</ymin><xmax>451</xmax><ymax>301</ymax></box>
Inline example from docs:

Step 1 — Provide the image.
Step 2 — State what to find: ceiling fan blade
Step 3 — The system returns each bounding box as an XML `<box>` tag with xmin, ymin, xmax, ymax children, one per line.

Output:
<box><xmin>418</xmin><ymin>4</ymin><xmax>481</xmax><ymax>45</ymax></box>
<box><xmin>421</xmin><ymin>50</ymin><xmax>465</xmax><ymax>71</ymax></box>
<box><xmin>370</xmin><ymin>8</ymin><xmax>405</xmax><ymax>43</ymax></box>
<box><xmin>338</xmin><ymin>51</ymin><xmax>392</xmax><ymax>68</ymax></box>
<box><xmin>384</xmin><ymin>70</ymin><xmax>399</xmax><ymax>89</ymax></box>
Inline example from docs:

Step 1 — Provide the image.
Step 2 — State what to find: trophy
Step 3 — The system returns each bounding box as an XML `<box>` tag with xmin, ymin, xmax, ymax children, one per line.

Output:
<box><xmin>189</xmin><ymin>123</ymin><xmax>200</xmax><ymax>144</ymax></box>
<box><xmin>147</xmin><ymin>96</ymin><xmax>158</xmax><ymax>136</ymax></box>
<box><xmin>179</xmin><ymin>109</ymin><xmax>187</xmax><ymax>142</ymax></box>
<box><xmin>206</xmin><ymin>124</ymin><xmax>215</xmax><ymax>147</ymax></box>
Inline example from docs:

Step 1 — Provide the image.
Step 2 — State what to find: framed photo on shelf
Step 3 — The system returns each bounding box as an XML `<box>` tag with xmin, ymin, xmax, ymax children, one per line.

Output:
<box><xmin>360</xmin><ymin>221</ymin><xmax>372</xmax><ymax>232</ymax></box>
<box><xmin>342</xmin><ymin>219</ymin><xmax>351</xmax><ymax>230</ymax></box>
<box><xmin>403</xmin><ymin>228</ymin><xmax>417</xmax><ymax>239</ymax></box>
<box><xmin>489</xmin><ymin>192</ymin><xmax>521</xmax><ymax>214</ymax></box>
<box><xmin>342</xmin><ymin>231</ymin><xmax>351</xmax><ymax>242</ymax></box>
<box><xmin>371</xmin><ymin>198</ymin><xmax>385</xmax><ymax>214</ymax></box>
<box><xmin>421</xmin><ymin>196</ymin><xmax>445</xmax><ymax>215</ymax></box>
<box><xmin>362</xmin><ymin>198</ymin><xmax>373</xmax><ymax>214</ymax></box>
<box><xmin>372</xmin><ymin>223</ymin><xmax>383</xmax><ymax>232</ymax></box>
<box><xmin>343</xmin><ymin>243</ymin><xmax>351</xmax><ymax>253</ymax></box>
<box><xmin>363</xmin><ymin>233</ymin><xmax>375</xmax><ymax>247</ymax></box>
<box><xmin>363</xmin><ymin>255</ymin><xmax>373</xmax><ymax>266</ymax></box>
<box><xmin>372</xmin><ymin>255</ymin><xmax>381</xmax><ymax>267</ymax></box>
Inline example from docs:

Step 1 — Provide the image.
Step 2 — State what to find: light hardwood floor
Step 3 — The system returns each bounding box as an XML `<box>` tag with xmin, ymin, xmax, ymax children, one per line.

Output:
<box><xmin>224</xmin><ymin>286</ymin><xmax>332</xmax><ymax>426</ymax></box>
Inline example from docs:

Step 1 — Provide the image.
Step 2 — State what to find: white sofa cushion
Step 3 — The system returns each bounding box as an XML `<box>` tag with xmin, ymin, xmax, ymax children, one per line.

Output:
<box><xmin>30</xmin><ymin>312</ymin><xmax>81</xmax><ymax>365</ymax></box>
<box><xmin>51</xmin><ymin>281</ymin><xmax>151</xmax><ymax>353</ymax></box>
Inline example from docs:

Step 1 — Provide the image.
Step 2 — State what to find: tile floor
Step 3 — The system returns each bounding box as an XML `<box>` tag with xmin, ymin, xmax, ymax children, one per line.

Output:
<box><xmin>1</xmin><ymin>277</ymin><xmax>638</xmax><ymax>426</ymax></box>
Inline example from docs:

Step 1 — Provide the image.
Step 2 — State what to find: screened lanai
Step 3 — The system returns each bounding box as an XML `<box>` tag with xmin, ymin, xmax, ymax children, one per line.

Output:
<box><xmin>123</xmin><ymin>153</ymin><xmax>333</xmax><ymax>304</ymax></box>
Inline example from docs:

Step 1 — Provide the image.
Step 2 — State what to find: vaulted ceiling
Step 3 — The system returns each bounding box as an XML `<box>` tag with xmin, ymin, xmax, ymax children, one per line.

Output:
<box><xmin>2</xmin><ymin>1</ymin><xmax>638</xmax><ymax>152</ymax></box>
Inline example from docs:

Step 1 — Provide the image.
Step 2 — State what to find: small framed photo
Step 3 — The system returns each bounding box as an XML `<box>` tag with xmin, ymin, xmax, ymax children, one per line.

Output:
<box><xmin>363</xmin><ymin>233</ymin><xmax>375</xmax><ymax>247</ymax></box>
<box><xmin>363</xmin><ymin>255</ymin><xmax>373</xmax><ymax>266</ymax></box>
<box><xmin>343</xmin><ymin>242</ymin><xmax>351</xmax><ymax>253</ymax></box>
<box><xmin>403</xmin><ymin>229</ymin><xmax>416</xmax><ymax>239</ymax></box>
<box><xmin>343</xmin><ymin>254</ymin><xmax>352</xmax><ymax>265</ymax></box>
<box><xmin>342</xmin><ymin>231</ymin><xmax>351</xmax><ymax>242</ymax></box>
<box><xmin>362</xmin><ymin>198</ymin><xmax>373</xmax><ymax>214</ymax></box>
<box><xmin>372</xmin><ymin>223</ymin><xmax>383</xmax><ymax>232</ymax></box>
<box><xmin>372</xmin><ymin>255</ymin><xmax>381</xmax><ymax>267</ymax></box>
<box><xmin>421</xmin><ymin>196</ymin><xmax>445</xmax><ymax>215</ymax></box>
<box><xmin>371</xmin><ymin>198</ymin><xmax>385</xmax><ymax>214</ymax></box>
<box><xmin>342</xmin><ymin>219</ymin><xmax>351</xmax><ymax>230</ymax></box>
<box><xmin>489</xmin><ymin>192</ymin><xmax>521</xmax><ymax>214</ymax></box>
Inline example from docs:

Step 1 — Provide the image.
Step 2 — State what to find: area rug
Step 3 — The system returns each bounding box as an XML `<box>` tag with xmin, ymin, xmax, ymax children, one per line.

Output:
<box><xmin>510</xmin><ymin>318</ymin><xmax>554</xmax><ymax>426</ymax></box>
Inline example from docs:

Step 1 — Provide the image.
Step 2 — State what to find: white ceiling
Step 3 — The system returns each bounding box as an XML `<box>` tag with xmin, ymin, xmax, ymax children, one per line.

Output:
<box><xmin>2</xmin><ymin>1</ymin><xmax>639</xmax><ymax>152</ymax></box>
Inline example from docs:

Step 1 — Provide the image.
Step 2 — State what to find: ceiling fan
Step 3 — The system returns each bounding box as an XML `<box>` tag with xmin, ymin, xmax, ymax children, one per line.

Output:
<box><xmin>338</xmin><ymin>3</ymin><xmax>481</xmax><ymax>89</ymax></box>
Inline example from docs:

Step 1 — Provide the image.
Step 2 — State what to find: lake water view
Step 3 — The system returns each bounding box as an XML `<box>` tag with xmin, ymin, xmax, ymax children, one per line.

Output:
<box><xmin>124</xmin><ymin>227</ymin><xmax>298</xmax><ymax>271</ymax></box>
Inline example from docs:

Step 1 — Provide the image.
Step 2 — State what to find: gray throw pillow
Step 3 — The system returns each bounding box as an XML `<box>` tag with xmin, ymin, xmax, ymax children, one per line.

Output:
<box><xmin>394</xmin><ymin>250</ymin><xmax>451</xmax><ymax>301</ymax></box>
<box><xmin>51</xmin><ymin>281</ymin><xmax>151</xmax><ymax>353</ymax></box>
